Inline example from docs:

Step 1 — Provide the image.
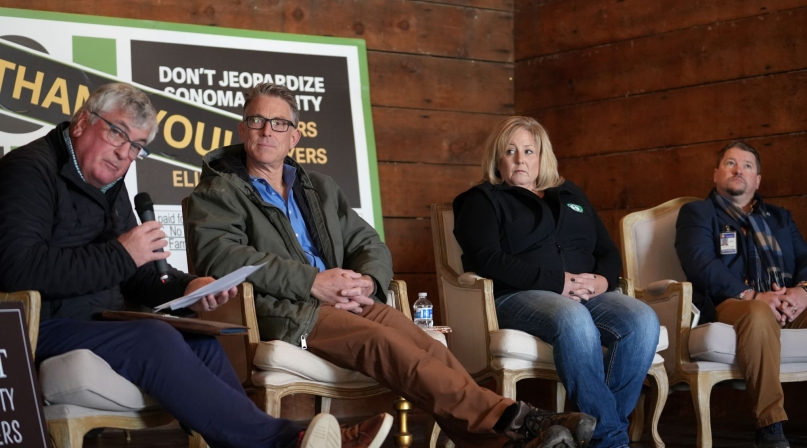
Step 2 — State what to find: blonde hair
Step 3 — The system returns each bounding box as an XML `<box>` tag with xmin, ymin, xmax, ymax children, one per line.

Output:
<box><xmin>480</xmin><ymin>116</ymin><xmax>563</xmax><ymax>191</ymax></box>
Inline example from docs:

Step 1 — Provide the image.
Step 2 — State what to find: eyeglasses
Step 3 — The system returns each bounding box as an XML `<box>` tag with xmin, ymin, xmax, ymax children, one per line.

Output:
<box><xmin>90</xmin><ymin>111</ymin><xmax>150</xmax><ymax>160</ymax></box>
<box><xmin>243</xmin><ymin>116</ymin><xmax>295</xmax><ymax>132</ymax></box>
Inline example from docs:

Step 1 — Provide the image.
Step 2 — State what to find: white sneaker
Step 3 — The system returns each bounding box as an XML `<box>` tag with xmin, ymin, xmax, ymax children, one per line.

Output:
<box><xmin>300</xmin><ymin>413</ymin><xmax>341</xmax><ymax>448</ymax></box>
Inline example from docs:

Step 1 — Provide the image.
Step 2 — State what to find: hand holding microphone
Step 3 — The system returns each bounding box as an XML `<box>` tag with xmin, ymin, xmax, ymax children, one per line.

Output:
<box><xmin>117</xmin><ymin>193</ymin><xmax>170</xmax><ymax>282</ymax></box>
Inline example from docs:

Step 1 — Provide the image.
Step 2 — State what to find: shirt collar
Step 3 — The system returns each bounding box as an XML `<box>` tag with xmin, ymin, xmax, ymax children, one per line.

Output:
<box><xmin>250</xmin><ymin>163</ymin><xmax>297</xmax><ymax>191</ymax></box>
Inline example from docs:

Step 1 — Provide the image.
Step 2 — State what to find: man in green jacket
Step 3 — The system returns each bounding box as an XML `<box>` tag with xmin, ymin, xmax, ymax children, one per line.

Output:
<box><xmin>187</xmin><ymin>83</ymin><xmax>591</xmax><ymax>448</ymax></box>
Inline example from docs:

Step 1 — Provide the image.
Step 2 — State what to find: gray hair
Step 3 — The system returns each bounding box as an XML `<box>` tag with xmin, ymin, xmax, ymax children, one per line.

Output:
<box><xmin>242</xmin><ymin>83</ymin><xmax>300</xmax><ymax>126</ymax></box>
<box><xmin>71</xmin><ymin>83</ymin><xmax>159</xmax><ymax>143</ymax></box>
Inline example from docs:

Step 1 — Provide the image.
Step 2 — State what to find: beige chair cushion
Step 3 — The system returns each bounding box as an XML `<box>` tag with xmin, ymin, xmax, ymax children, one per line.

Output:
<box><xmin>39</xmin><ymin>349</ymin><xmax>158</xmax><ymax>412</ymax></box>
<box><xmin>490</xmin><ymin>329</ymin><xmax>554</xmax><ymax>363</ymax></box>
<box><xmin>490</xmin><ymin>327</ymin><xmax>668</xmax><ymax>363</ymax></box>
<box><xmin>43</xmin><ymin>403</ymin><xmax>163</xmax><ymax>420</ymax></box>
<box><xmin>689</xmin><ymin>323</ymin><xmax>807</xmax><ymax>364</ymax></box>
<box><xmin>251</xmin><ymin>330</ymin><xmax>447</xmax><ymax>387</ymax></box>
<box><xmin>252</xmin><ymin>340</ymin><xmax>375</xmax><ymax>386</ymax></box>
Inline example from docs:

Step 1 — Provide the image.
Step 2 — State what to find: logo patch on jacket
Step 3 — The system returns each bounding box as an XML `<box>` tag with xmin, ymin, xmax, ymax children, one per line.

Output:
<box><xmin>567</xmin><ymin>203</ymin><xmax>583</xmax><ymax>213</ymax></box>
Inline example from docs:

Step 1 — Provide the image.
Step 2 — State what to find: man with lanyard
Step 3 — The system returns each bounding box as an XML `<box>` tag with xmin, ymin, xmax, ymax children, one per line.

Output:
<box><xmin>676</xmin><ymin>141</ymin><xmax>807</xmax><ymax>448</ymax></box>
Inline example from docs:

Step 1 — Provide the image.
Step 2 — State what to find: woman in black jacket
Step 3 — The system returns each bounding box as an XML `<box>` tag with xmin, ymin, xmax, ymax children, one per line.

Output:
<box><xmin>453</xmin><ymin>116</ymin><xmax>659</xmax><ymax>448</ymax></box>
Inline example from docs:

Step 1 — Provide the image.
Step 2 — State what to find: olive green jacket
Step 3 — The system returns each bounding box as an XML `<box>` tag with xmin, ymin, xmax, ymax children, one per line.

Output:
<box><xmin>187</xmin><ymin>144</ymin><xmax>393</xmax><ymax>345</ymax></box>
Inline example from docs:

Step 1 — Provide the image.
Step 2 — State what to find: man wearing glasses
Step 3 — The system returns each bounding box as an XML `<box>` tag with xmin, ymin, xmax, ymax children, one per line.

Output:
<box><xmin>187</xmin><ymin>82</ymin><xmax>586</xmax><ymax>448</ymax></box>
<box><xmin>0</xmin><ymin>82</ymin><xmax>386</xmax><ymax>448</ymax></box>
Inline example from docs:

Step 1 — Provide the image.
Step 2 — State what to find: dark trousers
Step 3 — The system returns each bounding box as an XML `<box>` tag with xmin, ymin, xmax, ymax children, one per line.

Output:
<box><xmin>37</xmin><ymin>319</ymin><xmax>302</xmax><ymax>448</ymax></box>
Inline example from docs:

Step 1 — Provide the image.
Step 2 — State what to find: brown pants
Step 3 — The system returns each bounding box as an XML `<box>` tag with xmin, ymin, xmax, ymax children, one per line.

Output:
<box><xmin>715</xmin><ymin>298</ymin><xmax>807</xmax><ymax>427</ymax></box>
<box><xmin>307</xmin><ymin>303</ymin><xmax>514</xmax><ymax>448</ymax></box>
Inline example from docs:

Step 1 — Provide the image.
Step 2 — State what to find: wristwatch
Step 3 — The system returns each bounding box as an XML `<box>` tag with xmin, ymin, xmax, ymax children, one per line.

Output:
<box><xmin>737</xmin><ymin>288</ymin><xmax>755</xmax><ymax>300</ymax></box>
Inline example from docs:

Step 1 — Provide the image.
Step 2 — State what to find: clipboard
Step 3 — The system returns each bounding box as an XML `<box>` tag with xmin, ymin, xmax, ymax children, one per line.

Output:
<box><xmin>101</xmin><ymin>311</ymin><xmax>248</xmax><ymax>336</ymax></box>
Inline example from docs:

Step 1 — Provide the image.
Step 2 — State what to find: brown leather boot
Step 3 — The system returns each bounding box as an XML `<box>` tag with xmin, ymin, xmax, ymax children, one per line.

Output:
<box><xmin>340</xmin><ymin>413</ymin><xmax>393</xmax><ymax>448</ymax></box>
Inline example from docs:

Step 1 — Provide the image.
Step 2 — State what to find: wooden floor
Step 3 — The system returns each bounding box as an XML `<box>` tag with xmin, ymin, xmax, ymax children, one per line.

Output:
<box><xmin>81</xmin><ymin>415</ymin><xmax>807</xmax><ymax>448</ymax></box>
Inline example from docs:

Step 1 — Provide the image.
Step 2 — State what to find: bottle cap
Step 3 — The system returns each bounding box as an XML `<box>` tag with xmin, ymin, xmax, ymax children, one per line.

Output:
<box><xmin>418</xmin><ymin>292</ymin><xmax>427</xmax><ymax>298</ymax></box>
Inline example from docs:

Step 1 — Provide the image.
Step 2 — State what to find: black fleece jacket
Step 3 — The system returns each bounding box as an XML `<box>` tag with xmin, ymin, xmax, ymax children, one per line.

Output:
<box><xmin>0</xmin><ymin>122</ymin><xmax>193</xmax><ymax>321</ymax></box>
<box><xmin>453</xmin><ymin>180</ymin><xmax>621</xmax><ymax>298</ymax></box>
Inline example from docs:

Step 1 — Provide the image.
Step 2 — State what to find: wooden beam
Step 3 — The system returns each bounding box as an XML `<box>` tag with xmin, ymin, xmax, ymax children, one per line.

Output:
<box><xmin>374</xmin><ymin>107</ymin><xmax>500</xmax><ymax>165</ymax></box>
<box><xmin>515</xmin><ymin>0</ymin><xmax>807</xmax><ymax>59</ymax></box>
<box><xmin>523</xmin><ymin>71</ymin><xmax>807</xmax><ymax>158</ymax></box>
<box><xmin>379</xmin><ymin>162</ymin><xmax>478</xmax><ymax>218</ymax></box>
<box><xmin>369</xmin><ymin>52</ymin><xmax>513</xmax><ymax>113</ymax></box>
<box><xmin>517</xmin><ymin>8</ymin><xmax>807</xmax><ymax>109</ymax></box>
<box><xmin>558</xmin><ymin>132</ymin><xmax>807</xmax><ymax>211</ymax></box>
<box><xmin>385</xmin><ymin>218</ymin><xmax>436</xmax><ymax>273</ymax></box>
<box><xmin>6</xmin><ymin>0</ymin><xmax>513</xmax><ymax>62</ymax></box>
<box><xmin>417</xmin><ymin>0</ymin><xmax>513</xmax><ymax>12</ymax></box>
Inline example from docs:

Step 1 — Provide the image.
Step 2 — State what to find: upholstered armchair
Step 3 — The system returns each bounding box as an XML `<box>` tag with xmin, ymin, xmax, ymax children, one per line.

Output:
<box><xmin>431</xmin><ymin>204</ymin><xmax>669</xmax><ymax>448</ymax></box>
<box><xmin>620</xmin><ymin>197</ymin><xmax>807</xmax><ymax>448</ymax></box>
<box><xmin>197</xmin><ymin>281</ymin><xmax>446</xmax><ymax>448</ymax></box>
<box><xmin>0</xmin><ymin>290</ymin><xmax>202</xmax><ymax>448</ymax></box>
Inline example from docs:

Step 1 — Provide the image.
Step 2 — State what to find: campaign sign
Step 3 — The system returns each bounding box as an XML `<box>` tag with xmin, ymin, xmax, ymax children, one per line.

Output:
<box><xmin>0</xmin><ymin>7</ymin><xmax>382</xmax><ymax>272</ymax></box>
<box><xmin>0</xmin><ymin>302</ymin><xmax>49</xmax><ymax>448</ymax></box>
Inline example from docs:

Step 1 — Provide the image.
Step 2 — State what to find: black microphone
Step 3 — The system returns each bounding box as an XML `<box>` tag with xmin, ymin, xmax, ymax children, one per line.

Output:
<box><xmin>133</xmin><ymin>192</ymin><xmax>170</xmax><ymax>283</ymax></box>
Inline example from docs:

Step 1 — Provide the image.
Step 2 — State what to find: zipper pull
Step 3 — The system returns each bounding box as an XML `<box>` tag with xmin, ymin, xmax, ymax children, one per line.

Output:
<box><xmin>300</xmin><ymin>333</ymin><xmax>308</xmax><ymax>350</ymax></box>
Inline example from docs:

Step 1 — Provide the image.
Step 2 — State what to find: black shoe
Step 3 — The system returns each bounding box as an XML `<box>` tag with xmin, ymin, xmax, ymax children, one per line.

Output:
<box><xmin>503</xmin><ymin>425</ymin><xmax>575</xmax><ymax>448</ymax></box>
<box><xmin>756</xmin><ymin>422</ymin><xmax>789</xmax><ymax>448</ymax></box>
<box><xmin>523</xmin><ymin>409</ymin><xmax>597</xmax><ymax>448</ymax></box>
<box><xmin>504</xmin><ymin>402</ymin><xmax>596</xmax><ymax>448</ymax></box>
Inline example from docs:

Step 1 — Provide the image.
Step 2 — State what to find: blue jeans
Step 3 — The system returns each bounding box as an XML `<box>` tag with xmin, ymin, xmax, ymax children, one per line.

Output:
<box><xmin>495</xmin><ymin>290</ymin><xmax>659</xmax><ymax>448</ymax></box>
<box><xmin>37</xmin><ymin>319</ymin><xmax>302</xmax><ymax>448</ymax></box>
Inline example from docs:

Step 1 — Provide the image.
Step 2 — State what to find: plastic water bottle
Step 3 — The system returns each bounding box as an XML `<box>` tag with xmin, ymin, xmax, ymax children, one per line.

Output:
<box><xmin>413</xmin><ymin>292</ymin><xmax>433</xmax><ymax>328</ymax></box>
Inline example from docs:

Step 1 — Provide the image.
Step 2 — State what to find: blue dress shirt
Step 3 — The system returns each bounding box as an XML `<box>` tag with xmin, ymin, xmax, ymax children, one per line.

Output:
<box><xmin>250</xmin><ymin>164</ymin><xmax>326</xmax><ymax>272</ymax></box>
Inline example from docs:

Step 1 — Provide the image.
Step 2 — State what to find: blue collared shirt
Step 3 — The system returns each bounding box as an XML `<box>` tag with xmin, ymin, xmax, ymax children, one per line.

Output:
<box><xmin>250</xmin><ymin>164</ymin><xmax>326</xmax><ymax>272</ymax></box>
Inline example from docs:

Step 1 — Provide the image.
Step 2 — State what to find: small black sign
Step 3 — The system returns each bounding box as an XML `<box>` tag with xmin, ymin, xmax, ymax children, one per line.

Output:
<box><xmin>0</xmin><ymin>302</ymin><xmax>49</xmax><ymax>447</ymax></box>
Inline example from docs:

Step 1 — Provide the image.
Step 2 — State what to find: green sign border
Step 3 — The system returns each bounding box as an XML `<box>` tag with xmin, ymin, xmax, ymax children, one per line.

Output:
<box><xmin>0</xmin><ymin>7</ymin><xmax>384</xmax><ymax>239</ymax></box>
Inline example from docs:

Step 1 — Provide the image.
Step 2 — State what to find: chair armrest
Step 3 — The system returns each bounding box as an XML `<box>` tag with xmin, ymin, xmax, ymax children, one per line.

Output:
<box><xmin>388</xmin><ymin>279</ymin><xmax>411</xmax><ymax>320</ymax></box>
<box><xmin>633</xmin><ymin>279</ymin><xmax>694</xmax><ymax>380</ymax></box>
<box><xmin>197</xmin><ymin>282</ymin><xmax>260</xmax><ymax>382</ymax></box>
<box><xmin>0</xmin><ymin>290</ymin><xmax>41</xmax><ymax>357</ymax></box>
<box><xmin>434</xmin><ymin>269</ymin><xmax>498</xmax><ymax>375</ymax></box>
<box><xmin>458</xmin><ymin>272</ymin><xmax>484</xmax><ymax>286</ymax></box>
<box><xmin>618</xmin><ymin>277</ymin><xmax>635</xmax><ymax>297</ymax></box>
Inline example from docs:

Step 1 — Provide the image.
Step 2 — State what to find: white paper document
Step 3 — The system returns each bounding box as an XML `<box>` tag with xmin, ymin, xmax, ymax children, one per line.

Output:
<box><xmin>154</xmin><ymin>263</ymin><xmax>266</xmax><ymax>311</ymax></box>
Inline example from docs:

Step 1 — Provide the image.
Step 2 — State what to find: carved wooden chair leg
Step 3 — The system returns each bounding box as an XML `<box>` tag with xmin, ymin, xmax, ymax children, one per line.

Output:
<box><xmin>691</xmin><ymin>374</ymin><xmax>716</xmax><ymax>448</ymax></box>
<box><xmin>628</xmin><ymin>393</ymin><xmax>646</xmax><ymax>442</ymax></box>
<box><xmin>47</xmin><ymin>419</ymin><xmax>84</xmax><ymax>448</ymax></box>
<box><xmin>393</xmin><ymin>396</ymin><xmax>413</xmax><ymax>448</ymax></box>
<box><xmin>645</xmin><ymin>363</ymin><xmax>669</xmax><ymax>448</ymax></box>
<box><xmin>551</xmin><ymin>382</ymin><xmax>567</xmax><ymax>412</ymax></box>
<box><xmin>426</xmin><ymin>418</ymin><xmax>439</xmax><ymax>448</ymax></box>
<box><xmin>262</xmin><ymin>389</ymin><xmax>283</xmax><ymax>417</ymax></box>
<box><xmin>314</xmin><ymin>396</ymin><xmax>332</xmax><ymax>414</ymax></box>
<box><xmin>189</xmin><ymin>431</ymin><xmax>208</xmax><ymax>448</ymax></box>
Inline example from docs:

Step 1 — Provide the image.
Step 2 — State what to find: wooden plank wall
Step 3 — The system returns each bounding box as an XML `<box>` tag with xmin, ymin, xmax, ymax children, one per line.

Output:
<box><xmin>515</xmin><ymin>0</ymin><xmax>807</xmax><ymax>242</ymax></box>
<box><xmin>514</xmin><ymin>0</ymin><xmax>807</xmax><ymax>425</ymax></box>
<box><xmin>3</xmin><ymin>0</ymin><xmax>515</xmax><ymax>320</ymax></box>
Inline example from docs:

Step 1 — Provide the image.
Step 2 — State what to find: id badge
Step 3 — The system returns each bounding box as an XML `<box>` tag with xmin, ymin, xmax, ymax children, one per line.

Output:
<box><xmin>720</xmin><ymin>231</ymin><xmax>737</xmax><ymax>255</ymax></box>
